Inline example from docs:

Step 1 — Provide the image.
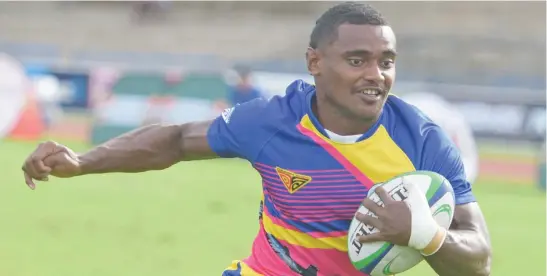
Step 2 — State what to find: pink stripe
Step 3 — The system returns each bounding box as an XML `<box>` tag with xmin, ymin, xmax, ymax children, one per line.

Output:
<box><xmin>274</xmin><ymin>199</ymin><xmax>361</xmax><ymax>210</ymax></box>
<box><xmin>254</xmin><ymin>167</ymin><xmax>277</xmax><ymax>175</ymax></box>
<box><xmin>268</xmin><ymin>188</ymin><xmax>364</xmax><ymax>196</ymax></box>
<box><xmin>255</xmin><ymin>166</ymin><xmax>354</xmax><ymax>179</ymax></box>
<box><xmin>265</xmin><ymin>184</ymin><xmax>363</xmax><ymax>193</ymax></box>
<box><xmin>244</xmin><ymin>227</ymin><xmax>294</xmax><ymax>275</ymax></box>
<box><xmin>255</xmin><ymin>162</ymin><xmax>346</xmax><ymax>173</ymax></box>
<box><xmin>297</xmin><ymin>124</ymin><xmax>375</xmax><ymax>189</ymax></box>
<box><xmin>275</xmin><ymin>197</ymin><xmax>361</xmax><ymax>204</ymax></box>
<box><xmin>275</xmin><ymin>205</ymin><xmax>355</xmax><ymax>214</ymax></box>
<box><xmin>309</xmin><ymin>230</ymin><xmax>348</xmax><ymax>238</ymax></box>
<box><xmin>304</xmin><ymin>173</ymin><xmax>355</xmax><ymax>178</ymax></box>
<box><xmin>274</xmin><ymin>209</ymin><xmax>355</xmax><ymax>220</ymax></box>
<box><xmin>264</xmin><ymin>206</ymin><xmax>349</xmax><ymax>234</ymax></box>
<box><xmin>260</xmin><ymin>174</ymin><xmax>282</xmax><ymax>181</ymax></box>
<box><xmin>272</xmin><ymin>211</ymin><xmax>351</xmax><ymax>223</ymax></box>
<box><xmin>278</xmin><ymin>238</ymin><xmax>369</xmax><ymax>276</ymax></box>
<box><xmin>264</xmin><ymin>174</ymin><xmax>356</xmax><ymax>184</ymax></box>
<box><xmin>273</xmin><ymin>202</ymin><xmax>358</xmax><ymax>209</ymax></box>
<box><xmin>261</xmin><ymin>174</ymin><xmax>356</xmax><ymax>184</ymax></box>
<box><xmin>264</xmin><ymin>181</ymin><xmax>364</xmax><ymax>193</ymax></box>
<box><xmin>281</xmin><ymin>214</ymin><xmax>352</xmax><ymax>223</ymax></box>
<box><xmin>263</xmin><ymin>208</ymin><xmax>302</xmax><ymax>232</ymax></box>
<box><xmin>258</xmin><ymin>170</ymin><xmax>356</xmax><ymax>184</ymax></box>
<box><xmin>264</xmin><ymin>210</ymin><xmax>347</xmax><ymax>239</ymax></box>
<box><xmin>282</xmin><ymin>208</ymin><xmax>355</xmax><ymax>215</ymax></box>
<box><xmin>270</xmin><ymin>193</ymin><xmax>363</xmax><ymax>201</ymax></box>
<box><xmin>276</xmin><ymin>206</ymin><xmax>355</xmax><ymax>215</ymax></box>
<box><xmin>246</xmin><ymin>226</ymin><xmax>369</xmax><ymax>276</ymax></box>
<box><xmin>268</xmin><ymin>202</ymin><xmax>354</xmax><ymax>216</ymax></box>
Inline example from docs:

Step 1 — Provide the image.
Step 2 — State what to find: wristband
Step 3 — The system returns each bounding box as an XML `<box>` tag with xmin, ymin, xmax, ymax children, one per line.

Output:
<box><xmin>420</xmin><ymin>227</ymin><xmax>447</xmax><ymax>256</ymax></box>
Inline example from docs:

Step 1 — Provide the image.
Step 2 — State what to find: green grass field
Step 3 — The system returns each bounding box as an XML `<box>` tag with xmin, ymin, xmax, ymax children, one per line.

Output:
<box><xmin>1</xmin><ymin>140</ymin><xmax>545</xmax><ymax>276</ymax></box>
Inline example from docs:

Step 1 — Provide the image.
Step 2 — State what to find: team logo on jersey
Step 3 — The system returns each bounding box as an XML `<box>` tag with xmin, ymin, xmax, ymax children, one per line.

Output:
<box><xmin>221</xmin><ymin>107</ymin><xmax>235</xmax><ymax>124</ymax></box>
<box><xmin>275</xmin><ymin>167</ymin><xmax>312</xmax><ymax>194</ymax></box>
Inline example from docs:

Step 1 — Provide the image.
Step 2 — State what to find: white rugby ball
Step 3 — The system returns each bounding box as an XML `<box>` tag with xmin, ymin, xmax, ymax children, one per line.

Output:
<box><xmin>347</xmin><ymin>171</ymin><xmax>456</xmax><ymax>275</ymax></box>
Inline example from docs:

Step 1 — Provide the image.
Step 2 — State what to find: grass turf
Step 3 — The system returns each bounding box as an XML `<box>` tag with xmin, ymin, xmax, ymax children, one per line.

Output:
<box><xmin>1</xmin><ymin>140</ymin><xmax>545</xmax><ymax>276</ymax></box>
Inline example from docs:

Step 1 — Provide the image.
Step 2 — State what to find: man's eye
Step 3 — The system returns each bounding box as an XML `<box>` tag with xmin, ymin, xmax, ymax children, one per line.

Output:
<box><xmin>348</xmin><ymin>59</ymin><xmax>364</xmax><ymax>66</ymax></box>
<box><xmin>381</xmin><ymin>60</ymin><xmax>395</xmax><ymax>69</ymax></box>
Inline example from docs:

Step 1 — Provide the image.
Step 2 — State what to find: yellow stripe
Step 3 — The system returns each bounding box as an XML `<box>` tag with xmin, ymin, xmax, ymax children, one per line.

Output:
<box><xmin>262</xmin><ymin>212</ymin><xmax>348</xmax><ymax>251</ymax></box>
<box><xmin>300</xmin><ymin>115</ymin><xmax>416</xmax><ymax>183</ymax></box>
<box><xmin>224</xmin><ymin>260</ymin><xmax>263</xmax><ymax>276</ymax></box>
<box><xmin>240</xmin><ymin>262</ymin><xmax>263</xmax><ymax>275</ymax></box>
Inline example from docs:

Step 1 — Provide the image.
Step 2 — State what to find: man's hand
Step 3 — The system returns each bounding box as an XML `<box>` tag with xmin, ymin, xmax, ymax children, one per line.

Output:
<box><xmin>22</xmin><ymin>141</ymin><xmax>82</xmax><ymax>189</ymax></box>
<box><xmin>356</xmin><ymin>182</ymin><xmax>446</xmax><ymax>255</ymax></box>
<box><xmin>355</xmin><ymin>185</ymin><xmax>413</xmax><ymax>246</ymax></box>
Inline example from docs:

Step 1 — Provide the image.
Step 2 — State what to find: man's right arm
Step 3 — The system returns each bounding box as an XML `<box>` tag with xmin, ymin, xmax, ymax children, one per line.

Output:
<box><xmin>22</xmin><ymin>120</ymin><xmax>217</xmax><ymax>189</ymax></box>
<box><xmin>22</xmin><ymin>97</ymin><xmax>274</xmax><ymax>189</ymax></box>
<box><xmin>78</xmin><ymin>120</ymin><xmax>216</xmax><ymax>175</ymax></box>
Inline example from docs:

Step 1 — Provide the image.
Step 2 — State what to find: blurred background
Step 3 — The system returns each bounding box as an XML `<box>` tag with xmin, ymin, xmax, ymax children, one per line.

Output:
<box><xmin>0</xmin><ymin>1</ymin><xmax>545</xmax><ymax>276</ymax></box>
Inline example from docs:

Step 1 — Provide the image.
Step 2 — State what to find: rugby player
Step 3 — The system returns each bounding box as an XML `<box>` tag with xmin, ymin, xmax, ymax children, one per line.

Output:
<box><xmin>21</xmin><ymin>2</ymin><xmax>492</xmax><ymax>275</ymax></box>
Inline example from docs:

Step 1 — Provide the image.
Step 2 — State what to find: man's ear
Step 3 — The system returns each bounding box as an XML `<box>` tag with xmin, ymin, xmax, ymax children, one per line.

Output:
<box><xmin>306</xmin><ymin>47</ymin><xmax>321</xmax><ymax>76</ymax></box>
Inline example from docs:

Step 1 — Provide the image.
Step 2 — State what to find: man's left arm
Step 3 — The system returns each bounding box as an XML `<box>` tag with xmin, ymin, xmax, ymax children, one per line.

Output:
<box><xmin>357</xmin><ymin>123</ymin><xmax>492</xmax><ymax>275</ymax></box>
<box><xmin>420</xmin><ymin>125</ymin><xmax>492</xmax><ymax>275</ymax></box>
<box><xmin>424</xmin><ymin>202</ymin><xmax>492</xmax><ymax>276</ymax></box>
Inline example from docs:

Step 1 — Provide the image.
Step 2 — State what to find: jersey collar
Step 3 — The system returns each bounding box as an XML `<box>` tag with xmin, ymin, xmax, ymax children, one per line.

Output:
<box><xmin>304</xmin><ymin>86</ymin><xmax>385</xmax><ymax>142</ymax></box>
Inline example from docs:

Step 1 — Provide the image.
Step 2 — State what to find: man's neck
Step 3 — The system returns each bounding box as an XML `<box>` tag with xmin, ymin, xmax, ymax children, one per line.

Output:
<box><xmin>313</xmin><ymin>95</ymin><xmax>376</xmax><ymax>136</ymax></box>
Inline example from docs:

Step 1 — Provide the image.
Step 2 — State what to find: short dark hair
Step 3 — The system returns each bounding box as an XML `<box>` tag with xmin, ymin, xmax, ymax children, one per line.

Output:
<box><xmin>309</xmin><ymin>2</ymin><xmax>388</xmax><ymax>49</ymax></box>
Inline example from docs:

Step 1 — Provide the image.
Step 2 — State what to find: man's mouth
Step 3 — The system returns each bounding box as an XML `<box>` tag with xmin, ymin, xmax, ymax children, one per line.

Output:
<box><xmin>356</xmin><ymin>88</ymin><xmax>385</xmax><ymax>103</ymax></box>
<box><xmin>359</xmin><ymin>88</ymin><xmax>382</xmax><ymax>96</ymax></box>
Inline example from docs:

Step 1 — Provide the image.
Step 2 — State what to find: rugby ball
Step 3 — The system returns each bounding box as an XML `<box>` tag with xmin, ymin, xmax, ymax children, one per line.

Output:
<box><xmin>347</xmin><ymin>171</ymin><xmax>455</xmax><ymax>275</ymax></box>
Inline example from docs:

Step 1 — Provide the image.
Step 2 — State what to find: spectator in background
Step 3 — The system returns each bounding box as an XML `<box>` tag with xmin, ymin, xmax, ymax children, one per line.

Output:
<box><xmin>228</xmin><ymin>65</ymin><xmax>263</xmax><ymax>106</ymax></box>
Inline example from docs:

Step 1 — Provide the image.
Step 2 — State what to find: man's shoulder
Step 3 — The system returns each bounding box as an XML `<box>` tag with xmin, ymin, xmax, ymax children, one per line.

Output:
<box><xmin>383</xmin><ymin>95</ymin><xmax>441</xmax><ymax>137</ymax></box>
<box><xmin>385</xmin><ymin>94</ymin><xmax>434</xmax><ymax>124</ymax></box>
<box><xmin>219</xmin><ymin>79</ymin><xmax>313</xmax><ymax>127</ymax></box>
<box><xmin>382</xmin><ymin>95</ymin><xmax>456</xmax><ymax>161</ymax></box>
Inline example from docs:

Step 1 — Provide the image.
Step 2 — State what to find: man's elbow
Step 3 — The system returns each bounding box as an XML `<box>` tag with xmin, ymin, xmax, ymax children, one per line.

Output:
<box><xmin>474</xmin><ymin>239</ymin><xmax>492</xmax><ymax>276</ymax></box>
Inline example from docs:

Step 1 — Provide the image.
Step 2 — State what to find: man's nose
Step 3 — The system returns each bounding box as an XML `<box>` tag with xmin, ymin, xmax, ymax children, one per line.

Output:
<box><xmin>362</xmin><ymin>63</ymin><xmax>385</xmax><ymax>85</ymax></box>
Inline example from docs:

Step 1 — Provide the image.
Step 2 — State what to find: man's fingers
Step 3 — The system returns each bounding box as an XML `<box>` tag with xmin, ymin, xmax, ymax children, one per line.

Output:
<box><xmin>23</xmin><ymin>156</ymin><xmax>51</xmax><ymax>179</ymax></box>
<box><xmin>404</xmin><ymin>178</ymin><xmax>426</xmax><ymax>198</ymax></box>
<box><xmin>355</xmin><ymin>213</ymin><xmax>383</xmax><ymax>230</ymax></box>
<box><xmin>23</xmin><ymin>171</ymin><xmax>36</xmax><ymax>190</ymax></box>
<box><xmin>21</xmin><ymin>141</ymin><xmax>60</xmax><ymax>188</ymax></box>
<box><xmin>31</xmin><ymin>155</ymin><xmax>52</xmax><ymax>174</ymax></box>
<box><xmin>32</xmin><ymin>142</ymin><xmax>60</xmax><ymax>163</ymax></box>
<box><xmin>375</xmin><ymin>186</ymin><xmax>393</xmax><ymax>203</ymax></box>
<box><xmin>357</xmin><ymin>232</ymin><xmax>385</xmax><ymax>244</ymax></box>
<box><xmin>362</xmin><ymin>198</ymin><xmax>383</xmax><ymax>216</ymax></box>
<box><xmin>402</xmin><ymin>177</ymin><xmax>430</xmax><ymax>206</ymax></box>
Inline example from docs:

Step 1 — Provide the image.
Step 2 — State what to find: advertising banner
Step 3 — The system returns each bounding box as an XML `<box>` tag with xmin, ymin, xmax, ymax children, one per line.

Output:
<box><xmin>88</xmin><ymin>69</ymin><xmax>228</xmax><ymax>144</ymax></box>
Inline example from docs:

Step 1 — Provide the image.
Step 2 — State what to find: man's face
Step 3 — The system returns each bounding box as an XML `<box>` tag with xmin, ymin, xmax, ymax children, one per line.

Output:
<box><xmin>307</xmin><ymin>24</ymin><xmax>396</xmax><ymax>122</ymax></box>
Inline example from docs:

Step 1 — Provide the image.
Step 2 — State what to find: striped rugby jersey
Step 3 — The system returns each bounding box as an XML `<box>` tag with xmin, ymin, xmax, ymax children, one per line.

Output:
<box><xmin>207</xmin><ymin>80</ymin><xmax>475</xmax><ymax>276</ymax></box>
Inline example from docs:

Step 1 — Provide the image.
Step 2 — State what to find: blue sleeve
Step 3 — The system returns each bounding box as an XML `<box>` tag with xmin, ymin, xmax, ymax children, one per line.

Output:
<box><xmin>206</xmin><ymin>97</ymin><xmax>274</xmax><ymax>161</ymax></box>
<box><xmin>421</xmin><ymin>126</ymin><xmax>476</xmax><ymax>205</ymax></box>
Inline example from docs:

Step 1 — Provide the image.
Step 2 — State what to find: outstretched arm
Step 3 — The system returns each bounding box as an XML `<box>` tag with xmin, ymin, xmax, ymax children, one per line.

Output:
<box><xmin>22</xmin><ymin>120</ymin><xmax>218</xmax><ymax>188</ymax></box>
<box><xmin>22</xmin><ymin>96</ymin><xmax>276</xmax><ymax>189</ymax></box>
<box><xmin>424</xmin><ymin>202</ymin><xmax>492</xmax><ymax>276</ymax></box>
<box><xmin>78</xmin><ymin>120</ymin><xmax>216</xmax><ymax>175</ymax></box>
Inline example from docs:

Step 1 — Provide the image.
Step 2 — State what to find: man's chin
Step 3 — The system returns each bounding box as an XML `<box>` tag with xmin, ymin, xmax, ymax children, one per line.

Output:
<box><xmin>349</xmin><ymin>109</ymin><xmax>382</xmax><ymax>123</ymax></box>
